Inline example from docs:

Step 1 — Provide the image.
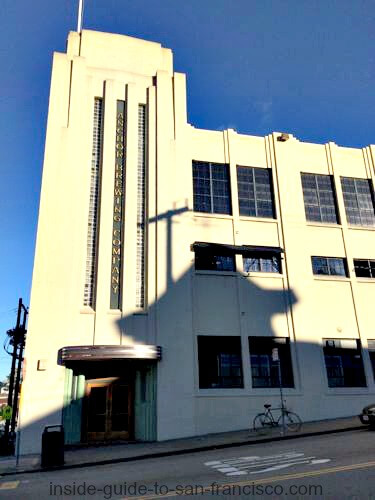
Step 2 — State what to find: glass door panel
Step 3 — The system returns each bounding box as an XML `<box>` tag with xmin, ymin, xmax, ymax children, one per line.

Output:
<box><xmin>87</xmin><ymin>386</ymin><xmax>107</xmax><ymax>431</ymax></box>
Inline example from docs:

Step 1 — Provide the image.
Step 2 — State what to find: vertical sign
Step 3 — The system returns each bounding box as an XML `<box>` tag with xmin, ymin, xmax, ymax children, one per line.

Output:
<box><xmin>110</xmin><ymin>101</ymin><xmax>126</xmax><ymax>309</ymax></box>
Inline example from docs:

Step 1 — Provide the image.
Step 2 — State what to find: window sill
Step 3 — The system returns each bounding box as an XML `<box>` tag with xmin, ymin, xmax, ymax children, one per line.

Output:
<box><xmin>239</xmin><ymin>216</ymin><xmax>278</xmax><ymax>224</ymax></box>
<box><xmin>313</xmin><ymin>276</ymin><xmax>350</xmax><ymax>282</ymax></box>
<box><xmin>325</xmin><ymin>388</ymin><xmax>369</xmax><ymax>396</ymax></box>
<box><xmin>80</xmin><ymin>307</ymin><xmax>95</xmax><ymax>314</ymax></box>
<box><xmin>356</xmin><ymin>278</ymin><xmax>375</xmax><ymax>283</ymax></box>
<box><xmin>196</xmin><ymin>390</ymin><xmax>246</xmax><ymax>397</ymax></box>
<box><xmin>193</xmin><ymin>212</ymin><xmax>233</xmax><ymax>220</ymax></box>
<box><xmin>250</xmin><ymin>387</ymin><xmax>296</xmax><ymax>393</ymax></box>
<box><xmin>306</xmin><ymin>222</ymin><xmax>341</xmax><ymax>229</ymax></box>
<box><xmin>196</xmin><ymin>389</ymin><xmax>302</xmax><ymax>397</ymax></box>
<box><xmin>195</xmin><ymin>270</ymin><xmax>237</xmax><ymax>277</ymax></box>
<box><xmin>347</xmin><ymin>225</ymin><xmax>375</xmax><ymax>231</ymax></box>
<box><xmin>107</xmin><ymin>309</ymin><xmax>122</xmax><ymax>315</ymax></box>
<box><xmin>242</xmin><ymin>272</ymin><xmax>284</xmax><ymax>279</ymax></box>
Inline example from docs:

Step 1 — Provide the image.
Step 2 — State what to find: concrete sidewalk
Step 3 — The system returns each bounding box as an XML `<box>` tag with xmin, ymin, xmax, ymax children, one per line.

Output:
<box><xmin>0</xmin><ymin>415</ymin><xmax>364</xmax><ymax>477</ymax></box>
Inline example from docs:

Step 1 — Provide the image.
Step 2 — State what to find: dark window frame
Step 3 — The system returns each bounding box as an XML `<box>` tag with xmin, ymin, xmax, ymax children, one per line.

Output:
<box><xmin>249</xmin><ymin>337</ymin><xmax>294</xmax><ymax>388</ymax></box>
<box><xmin>193</xmin><ymin>160</ymin><xmax>232</xmax><ymax>215</ymax></box>
<box><xmin>354</xmin><ymin>259</ymin><xmax>375</xmax><ymax>279</ymax></box>
<box><xmin>237</xmin><ymin>165</ymin><xmax>276</xmax><ymax>219</ymax></box>
<box><xmin>301</xmin><ymin>173</ymin><xmax>339</xmax><ymax>224</ymax></box>
<box><xmin>311</xmin><ymin>256</ymin><xmax>348</xmax><ymax>277</ymax></box>
<box><xmin>198</xmin><ymin>336</ymin><xmax>244</xmax><ymax>389</ymax></box>
<box><xmin>323</xmin><ymin>339</ymin><xmax>366</xmax><ymax>388</ymax></box>
<box><xmin>340</xmin><ymin>177</ymin><xmax>375</xmax><ymax>227</ymax></box>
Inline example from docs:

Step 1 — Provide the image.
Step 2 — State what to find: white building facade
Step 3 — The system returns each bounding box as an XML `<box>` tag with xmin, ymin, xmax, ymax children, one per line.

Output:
<box><xmin>20</xmin><ymin>30</ymin><xmax>375</xmax><ymax>453</ymax></box>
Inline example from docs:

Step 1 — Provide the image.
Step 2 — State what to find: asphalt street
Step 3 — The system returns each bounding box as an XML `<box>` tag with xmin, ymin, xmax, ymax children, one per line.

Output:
<box><xmin>1</xmin><ymin>428</ymin><xmax>375</xmax><ymax>499</ymax></box>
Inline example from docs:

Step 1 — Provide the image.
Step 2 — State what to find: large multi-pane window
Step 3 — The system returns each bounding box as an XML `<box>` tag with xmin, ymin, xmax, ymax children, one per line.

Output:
<box><xmin>249</xmin><ymin>337</ymin><xmax>294</xmax><ymax>388</ymax></box>
<box><xmin>323</xmin><ymin>339</ymin><xmax>366</xmax><ymax>388</ymax></box>
<box><xmin>340</xmin><ymin>177</ymin><xmax>375</xmax><ymax>227</ymax></box>
<box><xmin>311</xmin><ymin>257</ymin><xmax>347</xmax><ymax>277</ymax></box>
<box><xmin>301</xmin><ymin>173</ymin><xmax>339</xmax><ymax>224</ymax></box>
<box><xmin>243</xmin><ymin>252</ymin><xmax>281</xmax><ymax>273</ymax></box>
<box><xmin>198</xmin><ymin>336</ymin><xmax>243</xmax><ymax>388</ymax></box>
<box><xmin>192</xmin><ymin>161</ymin><xmax>231</xmax><ymax>215</ymax></box>
<box><xmin>354</xmin><ymin>259</ymin><xmax>375</xmax><ymax>278</ymax></box>
<box><xmin>237</xmin><ymin>166</ymin><xmax>275</xmax><ymax>218</ymax></box>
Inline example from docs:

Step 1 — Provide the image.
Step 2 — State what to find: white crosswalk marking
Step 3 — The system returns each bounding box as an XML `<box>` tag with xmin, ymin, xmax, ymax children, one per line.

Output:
<box><xmin>216</xmin><ymin>467</ymin><xmax>240</xmax><ymax>472</ymax></box>
<box><xmin>249</xmin><ymin>459</ymin><xmax>312</xmax><ymax>474</ymax></box>
<box><xmin>205</xmin><ymin>451</ymin><xmax>331</xmax><ymax>476</ymax></box>
<box><xmin>235</xmin><ymin>455</ymin><xmax>314</xmax><ymax>469</ymax></box>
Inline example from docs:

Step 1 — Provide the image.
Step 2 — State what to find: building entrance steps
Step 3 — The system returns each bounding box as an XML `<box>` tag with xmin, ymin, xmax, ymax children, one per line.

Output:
<box><xmin>0</xmin><ymin>415</ymin><xmax>364</xmax><ymax>477</ymax></box>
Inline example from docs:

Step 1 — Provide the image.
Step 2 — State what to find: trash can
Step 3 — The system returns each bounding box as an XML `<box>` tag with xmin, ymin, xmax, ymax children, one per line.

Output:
<box><xmin>41</xmin><ymin>425</ymin><xmax>64</xmax><ymax>467</ymax></box>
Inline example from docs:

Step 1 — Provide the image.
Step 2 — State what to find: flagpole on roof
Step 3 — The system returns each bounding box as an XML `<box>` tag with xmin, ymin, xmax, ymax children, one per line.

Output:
<box><xmin>77</xmin><ymin>0</ymin><xmax>84</xmax><ymax>33</ymax></box>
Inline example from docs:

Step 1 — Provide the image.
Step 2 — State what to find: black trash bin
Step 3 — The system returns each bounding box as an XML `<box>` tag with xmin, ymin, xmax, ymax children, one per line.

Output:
<box><xmin>41</xmin><ymin>425</ymin><xmax>64</xmax><ymax>467</ymax></box>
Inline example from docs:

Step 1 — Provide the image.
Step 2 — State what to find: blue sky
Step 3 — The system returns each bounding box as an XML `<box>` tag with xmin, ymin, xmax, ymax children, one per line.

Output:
<box><xmin>0</xmin><ymin>0</ymin><xmax>374</xmax><ymax>380</ymax></box>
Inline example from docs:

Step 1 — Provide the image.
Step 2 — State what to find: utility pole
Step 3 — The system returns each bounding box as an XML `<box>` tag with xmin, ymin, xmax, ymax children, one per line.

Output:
<box><xmin>1</xmin><ymin>298</ymin><xmax>28</xmax><ymax>455</ymax></box>
<box><xmin>10</xmin><ymin>307</ymin><xmax>27</xmax><ymax>434</ymax></box>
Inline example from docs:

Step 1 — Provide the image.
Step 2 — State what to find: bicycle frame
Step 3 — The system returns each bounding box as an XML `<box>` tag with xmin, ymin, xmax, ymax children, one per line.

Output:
<box><xmin>253</xmin><ymin>404</ymin><xmax>302</xmax><ymax>433</ymax></box>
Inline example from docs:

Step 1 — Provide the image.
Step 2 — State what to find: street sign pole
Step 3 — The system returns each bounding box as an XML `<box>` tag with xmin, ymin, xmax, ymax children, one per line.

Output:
<box><xmin>272</xmin><ymin>347</ymin><xmax>285</xmax><ymax>435</ymax></box>
<box><xmin>278</xmin><ymin>358</ymin><xmax>286</xmax><ymax>435</ymax></box>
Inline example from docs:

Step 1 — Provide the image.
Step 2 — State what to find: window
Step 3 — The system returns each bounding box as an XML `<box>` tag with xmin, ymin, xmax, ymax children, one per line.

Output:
<box><xmin>237</xmin><ymin>166</ymin><xmax>275</xmax><ymax>218</ymax></box>
<box><xmin>354</xmin><ymin>259</ymin><xmax>375</xmax><ymax>278</ymax></box>
<box><xmin>84</xmin><ymin>97</ymin><xmax>103</xmax><ymax>307</ymax></box>
<box><xmin>301</xmin><ymin>173</ymin><xmax>339</xmax><ymax>224</ymax></box>
<box><xmin>194</xmin><ymin>247</ymin><xmax>235</xmax><ymax>272</ymax></box>
<box><xmin>368</xmin><ymin>341</ymin><xmax>375</xmax><ymax>382</ymax></box>
<box><xmin>198</xmin><ymin>336</ymin><xmax>243</xmax><ymax>388</ymax></box>
<box><xmin>323</xmin><ymin>339</ymin><xmax>366</xmax><ymax>387</ymax></box>
<box><xmin>193</xmin><ymin>161</ymin><xmax>231</xmax><ymax>215</ymax></box>
<box><xmin>243</xmin><ymin>252</ymin><xmax>281</xmax><ymax>273</ymax></box>
<box><xmin>136</xmin><ymin>104</ymin><xmax>146</xmax><ymax>309</ymax></box>
<box><xmin>249</xmin><ymin>337</ymin><xmax>294</xmax><ymax>388</ymax></box>
<box><xmin>340</xmin><ymin>177</ymin><xmax>375</xmax><ymax>227</ymax></box>
<box><xmin>311</xmin><ymin>256</ymin><xmax>347</xmax><ymax>277</ymax></box>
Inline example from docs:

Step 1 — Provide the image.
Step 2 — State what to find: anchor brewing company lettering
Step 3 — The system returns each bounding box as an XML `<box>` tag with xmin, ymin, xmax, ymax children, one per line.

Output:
<box><xmin>110</xmin><ymin>101</ymin><xmax>126</xmax><ymax>309</ymax></box>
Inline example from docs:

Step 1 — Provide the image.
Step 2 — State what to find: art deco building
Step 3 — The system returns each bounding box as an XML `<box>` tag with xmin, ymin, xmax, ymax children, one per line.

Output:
<box><xmin>20</xmin><ymin>29</ymin><xmax>375</xmax><ymax>453</ymax></box>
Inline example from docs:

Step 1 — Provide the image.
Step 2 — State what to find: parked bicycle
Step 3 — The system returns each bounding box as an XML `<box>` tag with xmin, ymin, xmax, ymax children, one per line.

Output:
<box><xmin>253</xmin><ymin>403</ymin><xmax>302</xmax><ymax>434</ymax></box>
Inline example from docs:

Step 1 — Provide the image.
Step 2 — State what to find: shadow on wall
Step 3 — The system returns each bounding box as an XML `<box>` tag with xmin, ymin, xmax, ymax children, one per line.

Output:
<box><xmin>116</xmin><ymin>205</ymin><xmax>298</xmax><ymax>342</ymax></box>
<box><xmin>114</xmin><ymin>206</ymin><xmax>302</xmax><ymax>439</ymax></box>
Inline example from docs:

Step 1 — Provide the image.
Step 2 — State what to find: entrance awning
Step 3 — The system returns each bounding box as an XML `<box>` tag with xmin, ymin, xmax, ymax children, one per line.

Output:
<box><xmin>58</xmin><ymin>344</ymin><xmax>162</xmax><ymax>364</ymax></box>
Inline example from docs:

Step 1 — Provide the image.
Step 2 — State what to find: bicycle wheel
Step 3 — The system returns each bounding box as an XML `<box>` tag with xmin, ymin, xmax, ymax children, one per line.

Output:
<box><xmin>278</xmin><ymin>411</ymin><xmax>302</xmax><ymax>432</ymax></box>
<box><xmin>253</xmin><ymin>413</ymin><xmax>273</xmax><ymax>434</ymax></box>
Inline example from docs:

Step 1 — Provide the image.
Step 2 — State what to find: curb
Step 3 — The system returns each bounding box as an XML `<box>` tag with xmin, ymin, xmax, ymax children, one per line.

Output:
<box><xmin>0</xmin><ymin>425</ymin><xmax>365</xmax><ymax>477</ymax></box>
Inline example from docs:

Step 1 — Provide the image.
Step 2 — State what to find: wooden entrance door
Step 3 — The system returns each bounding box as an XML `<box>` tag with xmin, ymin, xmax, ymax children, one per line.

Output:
<box><xmin>85</xmin><ymin>378</ymin><xmax>132</xmax><ymax>441</ymax></box>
